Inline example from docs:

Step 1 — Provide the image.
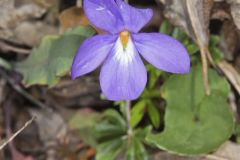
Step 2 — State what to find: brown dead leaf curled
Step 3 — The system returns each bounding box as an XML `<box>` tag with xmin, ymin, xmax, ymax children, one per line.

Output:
<box><xmin>158</xmin><ymin>0</ymin><xmax>214</xmax><ymax>95</ymax></box>
<box><xmin>59</xmin><ymin>6</ymin><xmax>103</xmax><ymax>34</ymax></box>
<box><xmin>59</xmin><ymin>7</ymin><xmax>89</xmax><ymax>33</ymax></box>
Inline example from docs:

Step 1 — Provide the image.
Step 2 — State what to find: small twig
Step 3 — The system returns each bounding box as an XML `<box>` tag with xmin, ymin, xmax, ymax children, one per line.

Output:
<box><xmin>186</xmin><ymin>0</ymin><xmax>211</xmax><ymax>96</ymax></box>
<box><xmin>0</xmin><ymin>69</ymin><xmax>47</xmax><ymax>109</ymax></box>
<box><xmin>200</xmin><ymin>47</ymin><xmax>210</xmax><ymax>95</ymax></box>
<box><xmin>0</xmin><ymin>116</ymin><xmax>36</xmax><ymax>150</ymax></box>
<box><xmin>206</xmin><ymin>49</ymin><xmax>216</xmax><ymax>68</ymax></box>
<box><xmin>0</xmin><ymin>41</ymin><xmax>31</xmax><ymax>55</ymax></box>
<box><xmin>125</xmin><ymin>101</ymin><xmax>133</xmax><ymax>137</ymax></box>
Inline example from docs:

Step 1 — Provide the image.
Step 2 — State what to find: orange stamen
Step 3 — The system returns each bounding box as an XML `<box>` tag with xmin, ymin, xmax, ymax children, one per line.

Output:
<box><xmin>120</xmin><ymin>30</ymin><xmax>130</xmax><ymax>49</ymax></box>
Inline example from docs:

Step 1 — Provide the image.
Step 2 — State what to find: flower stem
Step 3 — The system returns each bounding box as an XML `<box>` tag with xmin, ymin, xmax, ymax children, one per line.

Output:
<box><xmin>125</xmin><ymin>100</ymin><xmax>133</xmax><ymax>137</ymax></box>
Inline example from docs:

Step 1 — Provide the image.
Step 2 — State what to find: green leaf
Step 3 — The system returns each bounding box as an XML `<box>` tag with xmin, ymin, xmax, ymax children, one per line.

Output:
<box><xmin>95</xmin><ymin>110</ymin><xmax>151</xmax><ymax>160</ymax></box>
<box><xmin>16</xmin><ymin>26</ymin><xmax>95</xmax><ymax>87</ymax></box>
<box><xmin>141</xmin><ymin>89</ymin><xmax>161</xmax><ymax>99</ymax></box>
<box><xmin>104</xmin><ymin>109</ymin><xmax>127</xmax><ymax>129</ymax></box>
<box><xmin>235</xmin><ymin>124</ymin><xmax>240</xmax><ymax>144</ymax></box>
<box><xmin>96</xmin><ymin>138</ymin><xmax>124</xmax><ymax>160</ymax></box>
<box><xmin>172</xmin><ymin>28</ymin><xmax>187</xmax><ymax>42</ymax></box>
<box><xmin>125</xmin><ymin>126</ymin><xmax>151</xmax><ymax>160</ymax></box>
<box><xmin>94</xmin><ymin>110</ymin><xmax>126</xmax><ymax>160</ymax></box>
<box><xmin>96</xmin><ymin>128</ymin><xmax>149</xmax><ymax>160</ymax></box>
<box><xmin>95</xmin><ymin>109</ymin><xmax>127</xmax><ymax>140</ymax></box>
<box><xmin>74</xmin><ymin>109</ymin><xmax>126</xmax><ymax>160</ymax></box>
<box><xmin>125</xmin><ymin>138</ymin><xmax>148</xmax><ymax>160</ymax></box>
<box><xmin>146</xmin><ymin>65</ymin><xmax>234</xmax><ymax>155</ymax></box>
<box><xmin>134</xmin><ymin>126</ymin><xmax>152</xmax><ymax>144</ymax></box>
<box><xmin>147</xmin><ymin>64</ymin><xmax>162</xmax><ymax>89</ymax></box>
<box><xmin>208</xmin><ymin>35</ymin><xmax>223</xmax><ymax>62</ymax></box>
<box><xmin>186</xmin><ymin>43</ymin><xmax>199</xmax><ymax>55</ymax></box>
<box><xmin>209</xmin><ymin>47</ymin><xmax>224</xmax><ymax>62</ymax></box>
<box><xmin>147</xmin><ymin>101</ymin><xmax>160</xmax><ymax>129</ymax></box>
<box><xmin>210</xmin><ymin>35</ymin><xmax>220</xmax><ymax>46</ymax></box>
<box><xmin>159</xmin><ymin>20</ymin><xmax>172</xmax><ymax>35</ymax></box>
<box><xmin>16</xmin><ymin>36</ymin><xmax>58</xmax><ymax>86</ymax></box>
<box><xmin>64</xmin><ymin>25</ymin><xmax>95</xmax><ymax>36</ymax></box>
<box><xmin>130</xmin><ymin>100</ymin><xmax>146</xmax><ymax>128</ymax></box>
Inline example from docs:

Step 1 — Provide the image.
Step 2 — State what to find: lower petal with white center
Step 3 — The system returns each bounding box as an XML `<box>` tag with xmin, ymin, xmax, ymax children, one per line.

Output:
<box><xmin>100</xmin><ymin>37</ymin><xmax>147</xmax><ymax>100</ymax></box>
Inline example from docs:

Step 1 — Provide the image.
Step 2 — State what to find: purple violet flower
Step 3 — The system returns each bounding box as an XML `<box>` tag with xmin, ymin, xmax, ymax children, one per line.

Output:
<box><xmin>71</xmin><ymin>0</ymin><xmax>190</xmax><ymax>101</ymax></box>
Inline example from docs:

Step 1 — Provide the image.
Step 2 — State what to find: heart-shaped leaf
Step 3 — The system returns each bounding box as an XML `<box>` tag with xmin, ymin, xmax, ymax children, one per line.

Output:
<box><xmin>146</xmin><ymin>65</ymin><xmax>234</xmax><ymax>155</ymax></box>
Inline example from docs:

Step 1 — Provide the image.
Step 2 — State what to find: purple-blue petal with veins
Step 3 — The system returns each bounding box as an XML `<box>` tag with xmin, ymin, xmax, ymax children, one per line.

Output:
<box><xmin>115</xmin><ymin>0</ymin><xmax>153</xmax><ymax>33</ymax></box>
<box><xmin>133</xmin><ymin>33</ymin><xmax>190</xmax><ymax>74</ymax></box>
<box><xmin>71</xmin><ymin>34</ymin><xmax>117</xmax><ymax>79</ymax></box>
<box><xmin>100</xmin><ymin>37</ymin><xmax>147</xmax><ymax>100</ymax></box>
<box><xmin>83</xmin><ymin>0</ymin><xmax>124</xmax><ymax>34</ymax></box>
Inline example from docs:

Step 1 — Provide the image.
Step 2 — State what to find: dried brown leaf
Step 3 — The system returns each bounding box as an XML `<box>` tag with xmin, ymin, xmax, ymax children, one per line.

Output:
<box><xmin>59</xmin><ymin>7</ymin><xmax>89</xmax><ymax>33</ymax></box>
<box><xmin>220</xmin><ymin>20</ymin><xmax>238</xmax><ymax>61</ymax></box>
<box><xmin>150</xmin><ymin>141</ymin><xmax>240</xmax><ymax>160</ymax></box>
<box><xmin>59</xmin><ymin>6</ymin><xmax>103</xmax><ymax>34</ymax></box>
<box><xmin>159</xmin><ymin>0</ymin><xmax>213</xmax><ymax>44</ymax></box>
<box><xmin>227</xmin><ymin>0</ymin><xmax>240</xmax><ymax>30</ymax></box>
<box><xmin>158</xmin><ymin>0</ymin><xmax>214</xmax><ymax>95</ymax></box>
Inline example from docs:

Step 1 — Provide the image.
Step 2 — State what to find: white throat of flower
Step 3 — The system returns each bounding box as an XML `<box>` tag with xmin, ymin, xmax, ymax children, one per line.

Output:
<box><xmin>114</xmin><ymin>31</ymin><xmax>136</xmax><ymax>65</ymax></box>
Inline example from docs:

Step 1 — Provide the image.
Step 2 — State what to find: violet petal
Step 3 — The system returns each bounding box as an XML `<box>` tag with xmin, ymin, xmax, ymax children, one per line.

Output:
<box><xmin>133</xmin><ymin>33</ymin><xmax>190</xmax><ymax>74</ymax></box>
<box><xmin>116</xmin><ymin>0</ymin><xmax>153</xmax><ymax>33</ymax></box>
<box><xmin>71</xmin><ymin>34</ymin><xmax>117</xmax><ymax>79</ymax></box>
<box><xmin>100</xmin><ymin>37</ymin><xmax>147</xmax><ymax>100</ymax></box>
<box><xmin>83</xmin><ymin>0</ymin><xmax>124</xmax><ymax>34</ymax></box>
